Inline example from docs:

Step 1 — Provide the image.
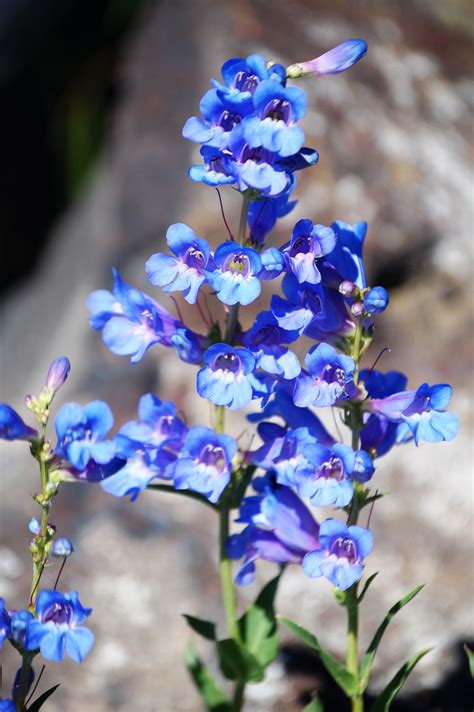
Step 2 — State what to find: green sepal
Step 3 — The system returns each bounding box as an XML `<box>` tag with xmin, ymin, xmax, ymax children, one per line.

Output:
<box><xmin>238</xmin><ymin>574</ymin><xmax>280</xmax><ymax>668</ymax></box>
<box><xmin>464</xmin><ymin>644</ymin><xmax>474</xmax><ymax>678</ymax></box>
<box><xmin>27</xmin><ymin>684</ymin><xmax>60</xmax><ymax>711</ymax></box>
<box><xmin>147</xmin><ymin>483</ymin><xmax>218</xmax><ymax>510</ymax></box>
<box><xmin>302</xmin><ymin>693</ymin><xmax>324</xmax><ymax>711</ymax></box>
<box><xmin>370</xmin><ymin>647</ymin><xmax>432</xmax><ymax>711</ymax></box>
<box><xmin>279</xmin><ymin>617</ymin><xmax>357</xmax><ymax>697</ymax></box>
<box><xmin>231</xmin><ymin>465</ymin><xmax>256</xmax><ymax>509</ymax></box>
<box><xmin>185</xmin><ymin>641</ymin><xmax>231</xmax><ymax>711</ymax></box>
<box><xmin>357</xmin><ymin>572</ymin><xmax>379</xmax><ymax>604</ymax></box>
<box><xmin>217</xmin><ymin>638</ymin><xmax>264</xmax><ymax>682</ymax></box>
<box><xmin>359</xmin><ymin>584</ymin><xmax>424</xmax><ymax>692</ymax></box>
<box><xmin>183</xmin><ymin>614</ymin><xmax>216</xmax><ymax>641</ymax></box>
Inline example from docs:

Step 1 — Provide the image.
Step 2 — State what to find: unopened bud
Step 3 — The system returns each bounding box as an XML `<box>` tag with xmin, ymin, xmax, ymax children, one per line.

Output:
<box><xmin>45</xmin><ymin>356</ymin><xmax>71</xmax><ymax>393</ymax></box>
<box><xmin>287</xmin><ymin>39</ymin><xmax>367</xmax><ymax>79</ymax></box>
<box><xmin>351</xmin><ymin>301</ymin><xmax>365</xmax><ymax>317</ymax></box>
<box><xmin>51</xmin><ymin>537</ymin><xmax>74</xmax><ymax>558</ymax></box>
<box><xmin>28</xmin><ymin>517</ymin><xmax>41</xmax><ymax>535</ymax></box>
<box><xmin>363</xmin><ymin>286</ymin><xmax>389</xmax><ymax>315</ymax></box>
<box><xmin>339</xmin><ymin>280</ymin><xmax>358</xmax><ymax>297</ymax></box>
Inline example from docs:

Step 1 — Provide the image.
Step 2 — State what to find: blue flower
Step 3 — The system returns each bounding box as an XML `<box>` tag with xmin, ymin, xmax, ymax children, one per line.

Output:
<box><xmin>303</xmin><ymin>519</ymin><xmax>373</xmax><ymax>591</ymax></box>
<box><xmin>287</xmin><ymin>39</ymin><xmax>367</xmax><ymax>78</ymax></box>
<box><xmin>119</xmin><ymin>393</ymin><xmax>187</xmax><ymax>455</ymax></box>
<box><xmin>213</xmin><ymin>54</ymin><xmax>286</xmax><ymax>108</ymax></box>
<box><xmin>0</xmin><ymin>599</ymin><xmax>11</xmax><ymax>649</ymax></box>
<box><xmin>363</xmin><ymin>286</ymin><xmax>389</xmax><ymax>315</ymax></box>
<box><xmin>206</xmin><ymin>242</ymin><xmax>262</xmax><ymax>305</ymax></box>
<box><xmin>0</xmin><ymin>405</ymin><xmax>37</xmax><ymax>441</ymax></box>
<box><xmin>25</xmin><ymin>590</ymin><xmax>94</xmax><ymax>664</ymax></box>
<box><xmin>183</xmin><ymin>89</ymin><xmax>244</xmax><ymax>149</ymax></box>
<box><xmin>359</xmin><ymin>369</ymin><xmax>408</xmax><ymax>457</ymax></box>
<box><xmin>283</xmin><ymin>220</ymin><xmax>336</xmax><ymax>284</ymax></box>
<box><xmin>227</xmin><ymin>125</ymin><xmax>291</xmax><ymax>196</ymax></box>
<box><xmin>197</xmin><ymin>344</ymin><xmax>256</xmax><ymax>410</ymax></box>
<box><xmin>248</xmin><ymin>189</ymin><xmax>297</xmax><ymax>247</ymax></box>
<box><xmin>88</xmin><ymin>269</ymin><xmax>185</xmax><ymax>363</ymax></box>
<box><xmin>54</xmin><ymin>401</ymin><xmax>115</xmax><ymax>471</ymax></box>
<box><xmin>10</xmin><ymin>610</ymin><xmax>33</xmax><ymax>645</ymax></box>
<box><xmin>293</xmin><ymin>343</ymin><xmax>355</xmax><ymax>407</ymax></box>
<box><xmin>51</xmin><ymin>538</ymin><xmax>74</xmax><ymax>558</ymax></box>
<box><xmin>0</xmin><ymin>700</ymin><xmax>15</xmax><ymax>712</ymax></box>
<box><xmin>174</xmin><ymin>426</ymin><xmax>237</xmax><ymax>503</ymax></box>
<box><xmin>227</xmin><ymin>477</ymin><xmax>320</xmax><ymax>585</ymax></box>
<box><xmin>145</xmin><ymin>223</ymin><xmax>212</xmax><ymax>304</ymax></box>
<box><xmin>240</xmin><ymin>311</ymin><xmax>300</xmax><ymax>379</ymax></box>
<box><xmin>253</xmin><ymin>427</ymin><xmax>318</xmax><ymax>487</ymax></box>
<box><xmin>325</xmin><ymin>221</ymin><xmax>368</xmax><ymax>288</ymax></box>
<box><xmin>367</xmin><ymin>382</ymin><xmax>459</xmax><ymax>445</ymax></box>
<box><xmin>189</xmin><ymin>145</ymin><xmax>237</xmax><ymax>187</ymax></box>
<box><xmin>242</xmin><ymin>81</ymin><xmax>307</xmax><ymax>157</ymax></box>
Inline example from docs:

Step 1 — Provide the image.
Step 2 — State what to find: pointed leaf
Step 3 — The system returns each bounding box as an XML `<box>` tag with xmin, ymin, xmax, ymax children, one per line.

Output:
<box><xmin>359</xmin><ymin>584</ymin><xmax>424</xmax><ymax>691</ymax></box>
<box><xmin>370</xmin><ymin>648</ymin><xmax>432</xmax><ymax>711</ymax></box>
<box><xmin>217</xmin><ymin>638</ymin><xmax>264</xmax><ymax>682</ymax></box>
<box><xmin>239</xmin><ymin>574</ymin><xmax>280</xmax><ymax>668</ymax></box>
<box><xmin>183</xmin><ymin>614</ymin><xmax>216</xmax><ymax>641</ymax></box>
<box><xmin>357</xmin><ymin>572</ymin><xmax>379</xmax><ymax>604</ymax></box>
<box><xmin>185</xmin><ymin>641</ymin><xmax>231</xmax><ymax>711</ymax></box>
<box><xmin>27</xmin><ymin>684</ymin><xmax>60</xmax><ymax>712</ymax></box>
<box><xmin>279</xmin><ymin>617</ymin><xmax>357</xmax><ymax>697</ymax></box>
<box><xmin>303</xmin><ymin>694</ymin><xmax>324</xmax><ymax>711</ymax></box>
<box><xmin>464</xmin><ymin>644</ymin><xmax>474</xmax><ymax>678</ymax></box>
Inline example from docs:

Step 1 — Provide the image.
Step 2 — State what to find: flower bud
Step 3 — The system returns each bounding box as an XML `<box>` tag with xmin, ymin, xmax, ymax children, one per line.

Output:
<box><xmin>363</xmin><ymin>286</ymin><xmax>389</xmax><ymax>315</ymax></box>
<box><xmin>28</xmin><ymin>518</ymin><xmax>41</xmax><ymax>535</ymax></box>
<box><xmin>51</xmin><ymin>537</ymin><xmax>74</xmax><ymax>558</ymax></box>
<box><xmin>287</xmin><ymin>39</ymin><xmax>367</xmax><ymax>78</ymax></box>
<box><xmin>45</xmin><ymin>357</ymin><xmax>71</xmax><ymax>393</ymax></box>
<box><xmin>351</xmin><ymin>301</ymin><xmax>365</xmax><ymax>317</ymax></box>
<box><xmin>339</xmin><ymin>280</ymin><xmax>358</xmax><ymax>297</ymax></box>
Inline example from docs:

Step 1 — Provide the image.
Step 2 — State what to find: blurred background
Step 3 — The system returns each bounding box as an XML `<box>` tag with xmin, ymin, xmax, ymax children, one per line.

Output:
<box><xmin>1</xmin><ymin>0</ymin><xmax>473</xmax><ymax>710</ymax></box>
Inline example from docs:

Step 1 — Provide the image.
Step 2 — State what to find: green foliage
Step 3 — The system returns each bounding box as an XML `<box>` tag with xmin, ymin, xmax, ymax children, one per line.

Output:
<box><xmin>279</xmin><ymin>617</ymin><xmax>357</xmax><ymax>697</ymax></box>
<box><xmin>357</xmin><ymin>572</ymin><xmax>379</xmax><ymax>604</ymax></box>
<box><xmin>359</xmin><ymin>584</ymin><xmax>424</xmax><ymax>692</ymax></box>
<box><xmin>370</xmin><ymin>648</ymin><xmax>432</xmax><ymax>711</ymax></box>
<box><xmin>183</xmin><ymin>614</ymin><xmax>217</xmax><ymax>641</ymax></box>
<box><xmin>185</xmin><ymin>641</ymin><xmax>230</xmax><ymax>712</ymax></box>
<box><xmin>238</xmin><ymin>574</ymin><xmax>280</xmax><ymax>668</ymax></box>
<box><xmin>27</xmin><ymin>684</ymin><xmax>60</xmax><ymax>711</ymax></box>
<box><xmin>217</xmin><ymin>638</ymin><xmax>264</xmax><ymax>682</ymax></box>
<box><xmin>302</xmin><ymin>694</ymin><xmax>324</xmax><ymax>711</ymax></box>
<box><xmin>464</xmin><ymin>644</ymin><xmax>474</xmax><ymax>678</ymax></box>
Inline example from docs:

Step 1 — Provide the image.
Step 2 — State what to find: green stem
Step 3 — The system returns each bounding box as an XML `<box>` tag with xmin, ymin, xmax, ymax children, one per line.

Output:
<box><xmin>232</xmin><ymin>680</ymin><xmax>246</xmax><ymax>711</ymax></box>
<box><xmin>15</xmin><ymin>652</ymin><xmax>35</xmax><ymax>712</ymax></box>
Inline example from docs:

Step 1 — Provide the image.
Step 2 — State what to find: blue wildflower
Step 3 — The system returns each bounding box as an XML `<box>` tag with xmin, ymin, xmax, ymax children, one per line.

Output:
<box><xmin>10</xmin><ymin>610</ymin><xmax>33</xmax><ymax>645</ymax></box>
<box><xmin>228</xmin><ymin>477</ymin><xmax>320</xmax><ymax>584</ymax></box>
<box><xmin>241</xmin><ymin>81</ymin><xmax>307</xmax><ymax>157</ymax></box>
<box><xmin>240</xmin><ymin>311</ymin><xmax>300</xmax><ymax>379</ymax></box>
<box><xmin>287</xmin><ymin>39</ymin><xmax>367</xmax><ymax>78</ymax></box>
<box><xmin>227</xmin><ymin>125</ymin><xmax>291</xmax><ymax>196</ymax></box>
<box><xmin>367</xmin><ymin>382</ymin><xmax>459</xmax><ymax>445</ymax></box>
<box><xmin>145</xmin><ymin>223</ymin><xmax>212</xmax><ymax>304</ymax></box>
<box><xmin>359</xmin><ymin>369</ymin><xmax>408</xmax><ymax>457</ymax></box>
<box><xmin>88</xmin><ymin>269</ymin><xmax>185</xmax><ymax>363</ymax></box>
<box><xmin>0</xmin><ymin>700</ymin><xmax>15</xmax><ymax>712</ymax></box>
<box><xmin>25</xmin><ymin>590</ymin><xmax>94</xmax><ymax>664</ymax></box>
<box><xmin>51</xmin><ymin>538</ymin><xmax>74</xmax><ymax>558</ymax></box>
<box><xmin>197</xmin><ymin>344</ymin><xmax>256</xmax><ymax>410</ymax></box>
<box><xmin>174</xmin><ymin>426</ymin><xmax>236</xmax><ymax>503</ymax></box>
<box><xmin>253</xmin><ymin>427</ymin><xmax>318</xmax><ymax>487</ymax></box>
<box><xmin>293</xmin><ymin>343</ymin><xmax>355</xmax><ymax>407</ymax></box>
<box><xmin>363</xmin><ymin>286</ymin><xmax>389</xmax><ymax>315</ymax></box>
<box><xmin>0</xmin><ymin>599</ymin><xmax>11</xmax><ymax>649</ymax></box>
<box><xmin>54</xmin><ymin>401</ymin><xmax>115</xmax><ymax>471</ymax></box>
<box><xmin>248</xmin><ymin>189</ymin><xmax>297</xmax><ymax>247</ymax></box>
<box><xmin>183</xmin><ymin>89</ymin><xmax>243</xmax><ymax>149</ymax></box>
<box><xmin>29</xmin><ymin>518</ymin><xmax>41</xmax><ymax>535</ymax></box>
<box><xmin>213</xmin><ymin>54</ymin><xmax>286</xmax><ymax>108</ymax></box>
<box><xmin>303</xmin><ymin>518</ymin><xmax>373</xmax><ymax>591</ymax></box>
<box><xmin>283</xmin><ymin>220</ymin><xmax>336</xmax><ymax>284</ymax></box>
<box><xmin>325</xmin><ymin>220</ymin><xmax>368</xmax><ymax>288</ymax></box>
<box><xmin>258</xmin><ymin>246</ymin><xmax>287</xmax><ymax>280</ymax></box>
<box><xmin>0</xmin><ymin>405</ymin><xmax>37</xmax><ymax>441</ymax></box>
<box><xmin>118</xmin><ymin>393</ymin><xmax>187</xmax><ymax>455</ymax></box>
<box><xmin>206</xmin><ymin>241</ymin><xmax>262</xmax><ymax>305</ymax></box>
<box><xmin>189</xmin><ymin>145</ymin><xmax>236</xmax><ymax>187</ymax></box>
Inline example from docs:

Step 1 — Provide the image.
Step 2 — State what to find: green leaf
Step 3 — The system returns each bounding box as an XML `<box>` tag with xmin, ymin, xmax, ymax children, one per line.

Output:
<box><xmin>302</xmin><ymin>693</ymin><xmax>324</xmax><ymax>711</ymax></box>
<box><xmin>279</xmin><ymin>617</ymin><xmax>357</xmax><ymax>697</ymax></box>
<box><xmin>27</xmin><ymin>684</ymin><xmax>60</xmax><ymax>711</ymax></box>
<box><xmin>464</xmin><ymin>644</ymin><xmax>474</xmax><ymax>678</ymax></box>
<box><xmin>147</xmin><ymin>484</ymin><xmax>218</xmax><ymax>510</ymax></box>
<box><xmin>217</xmin><ymin>638</ymin><xmax>264</xmax><ymax>683</ymax></box>
<box><xmin>357</xmin><ymin>572</ymin><xmax>379</xmax><ymax>604</ymax></box>
<box><xmin>183</xmin><ymin>614</ymin><xmax>216</xmax><ymax>641</ymax></box>
<box><xmin>239</xmin><ymin>574</ymin><xmax>280</xmax><ymax>668</ymax></box>
<box><xmin>359</xmin><ymin>584</ymin><xmax>424</xmax><ymax>692</ymax></box>
<box><xmin>185</xmin><ymin>641</ymin><xmax>230</xmax><ymax>711</ymax></box>
<box><xmin>232</xmin><ymin>465</ymin><xmax>256</xmax><ymax>508</ymax></box>
<box><xmin>370</xmin><ymin>648</ymin><xmax>432</xmax><ymax>712</ymax></box>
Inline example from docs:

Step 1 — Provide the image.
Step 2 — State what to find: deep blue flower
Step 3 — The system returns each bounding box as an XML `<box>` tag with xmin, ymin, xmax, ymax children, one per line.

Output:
<box><xmin>0</xmin><ymin>700</ymin><xmax>15</xmax><ymax>712</ymax></box>
<box><xmin>258</xmin><ymin>247</ymin><xmax>286</xmax><ymax>280</ymax></box>
<box><xmin>197</xmin><ymin>344</ymin><xmax>256</xmax><ymax>410</ymax></box>
<box><xmin>325</xmin><ymin>221</ymin><xmax>368</xmax><ymax>288</ymax></box>
<box><xmin>25</xmin><ymin>590</ymin><xmax>94</xmax><ymax>664</ymax></box>
<box><xmin>189</xmin><ymin>145</ymin><xmax>237</xmax><ymax>187</ymax></box>
<box><xmin>145</xmin><ymin>223</ymin><xmax>212</xmax><ymax>304</ymax></box>
<box><xmin>240</xmin><ymin>311</ymin><xmax>300</xmax><ymax>379</ymax></box>
<box><xmin>170</xmin><ymin>327</ymin><xmax>207</xmax><ymax>365</ymax></box>
<box><xmin>10</xmin><ymin>610</ymin><xmax>33</xmax><ymax>645</ymax></box>
<box><xmin>248</xmin><ymin>189</ymin><xmax>297</xmax><ymax>247</ymax></box>
<box><xmin>11</xmin><ymin>666</ymin><xmax>34</xmax><ymax>705</ymax></box>
<box><xmin>227</xmin><ymin>124</ymin><xmax>291</xmax><ymax>196</ymax></box>
<box><xmin>367</xmin><ymin>382</ymin><xmax>459</xmax><ymax>445</ymax></box>
<box><xmin>213</xmin><ymin>54</ymin><xmax>286</xmax><ymax>108</ymax></box>
<box><xmin>283</xmin><ymin>220</ymin><xmax>336</xmax><ymax>284</ymax></box>
<box><xmin>253</xmin><ymin>427</ymin><xmax>318</xmax><ymax>487</ymax></box>
<box><xmin>88</xmin><ymin>269</ymin><xmax>186</xmax><ymax>363</ymax></box>
<box><xmin>174</xmin><ymin>426</ymin><xmax>237</xmax><ymax>503</ymax></box>
<box><xmin>363</xmin><ymin>286</ymin><xmax>389</xmax><ymax>315</ymax></box>
<box><xmin>60</xmin><ymin>456</ymin><xmax>126</xmax><ymax>484</ymax></box>
<box><xmin>293</xmin><ymin>343</ymin><xmax>355</xmax><ymax>407</ymax></box>
<box><xmin>303</xmin><ymin>518</ymin><xmax>373</xmax><ymax>591</ymax></box>
<box><xmin>287</xmin><ymin>39</ymin><xmax>367</xmax><ymax>78</ymax></box>
<box><xmin>242</xmin><ymin>81</ymin><xmax>307</xmax><ymax>157</ymax></box>
<box><xmin>0</xmin><ymin>405</ymin><xmax>37</xmax><ymax>441</ymax></box>
<box><xmin>359</xmin><ymin>369</ymin><xmax>408</xmax><ymax>457</ymax></box>
<box><xmin>54</xmin><ymin>401</ymin><xmax>115</xmax><ymax>471</ymax></box>
<box><xmin>0</xmin><ymin>599</ymin><xmax>11</xmax><ymax>649</ymax></box>
<box><xmin>227</xmin><ymin>477</ymin><xmax>320</xmax><ymax>584</ymax></box>
<box><xmin>119</xmin><ymin>393</ymin><xmax>187</xmax><ymax>455</ymax></box>
<box><xmin>206</xmin><ymin>242</ymin><xmax>262</xmax><ymax>305</ymax></box>
<box><xmin>183</xmin><ymin>89</ymin><xmax>244</xmax><ymax>149</ymax></box>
